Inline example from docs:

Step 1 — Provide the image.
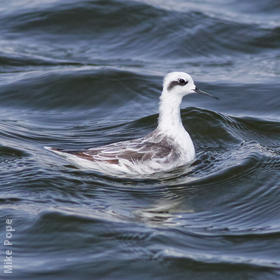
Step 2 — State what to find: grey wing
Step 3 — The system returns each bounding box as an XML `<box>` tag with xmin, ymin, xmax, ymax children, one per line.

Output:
<box><xmin>67</xmin><ymin>137</ymin><xmax>176</xmax><ymax>164</ymax></box>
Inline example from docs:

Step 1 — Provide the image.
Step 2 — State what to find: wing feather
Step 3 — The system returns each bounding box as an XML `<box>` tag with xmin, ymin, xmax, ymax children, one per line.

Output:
<box><xmin>67</xmin><ymin>134</ymin><xmax>178</xmax><ymax>164</ymax></box>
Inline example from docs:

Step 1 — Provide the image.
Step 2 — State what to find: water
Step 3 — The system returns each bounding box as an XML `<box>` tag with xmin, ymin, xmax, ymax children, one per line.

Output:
<box><xmin>0</xmin><ymin>0</ymin><xmax>280</xmax><ymax>279</ymax></box>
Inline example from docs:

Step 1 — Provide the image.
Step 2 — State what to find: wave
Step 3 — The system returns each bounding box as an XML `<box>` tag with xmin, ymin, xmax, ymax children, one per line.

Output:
<box><xmin>0</xmin><ymin>68</ymin><xmax>159</xmax><ymax>110</ymax></box>
<box><xmin>1</xmin><ymin>0</ymin><xmax>279</xmax><ymax>62</ymax></box>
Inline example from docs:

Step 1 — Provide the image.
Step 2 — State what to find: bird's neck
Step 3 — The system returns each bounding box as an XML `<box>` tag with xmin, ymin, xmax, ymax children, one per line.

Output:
<box><xmin>157</xmin><ymin>92</ymin><xmax>185</xmax><ymax>134</ymax></box>
<box><xmin>156</xmin><ymin>90</ymin><xmax>195</xmax><ymax>161</ymax></box>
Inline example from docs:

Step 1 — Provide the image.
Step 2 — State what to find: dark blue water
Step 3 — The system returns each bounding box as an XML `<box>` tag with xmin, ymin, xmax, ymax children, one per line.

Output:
<box><xmin>0</xmin><ymin>0</ymin><xmax>280</xmax><ymax>279</ymax></box>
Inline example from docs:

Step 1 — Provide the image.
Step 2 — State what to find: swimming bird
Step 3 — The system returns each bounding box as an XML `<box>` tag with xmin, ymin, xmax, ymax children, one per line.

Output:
<box><xmin>45</xmin><ymin>72</ymin><xmax>216</xmax><ymax>176</ymax></box>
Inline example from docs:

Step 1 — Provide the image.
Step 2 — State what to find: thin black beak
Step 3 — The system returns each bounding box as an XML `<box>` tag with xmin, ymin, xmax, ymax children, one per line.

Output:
<box><xmin>195</xmin><ymin>86</ymin><xmax>219</xmax><ymax>100</ymax></box>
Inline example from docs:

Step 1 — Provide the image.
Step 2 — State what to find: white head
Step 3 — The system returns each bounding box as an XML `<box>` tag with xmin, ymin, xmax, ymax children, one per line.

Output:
<box><xmin>162</xmin><ymin>72</ymin><xmax>216</xmax><ymax>99</ymax></box>
<box><xmin>163</xmin><ymin>72</ymin><xmax>195</xmax><ymax>97</ymax></box>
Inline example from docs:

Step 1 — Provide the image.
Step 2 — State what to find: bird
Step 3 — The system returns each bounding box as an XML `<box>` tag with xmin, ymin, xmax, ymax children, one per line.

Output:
<box><xmin>45</xmin><ymin>72</ymin><xmax>217</xmax><ymax>177</ymax></box>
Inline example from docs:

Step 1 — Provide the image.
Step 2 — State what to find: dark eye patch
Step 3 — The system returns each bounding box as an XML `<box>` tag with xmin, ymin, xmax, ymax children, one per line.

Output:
<box><xmin>167</xmin><ymin>79</ymin><xmax>188</xmax><ymax>91</ymax></box>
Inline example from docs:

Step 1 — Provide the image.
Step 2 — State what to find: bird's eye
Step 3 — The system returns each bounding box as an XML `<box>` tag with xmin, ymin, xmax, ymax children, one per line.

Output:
<box><xmin>179</xmin><ymin>78</ymin><xmax>188</xmax><ymax>85</ymax></box>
